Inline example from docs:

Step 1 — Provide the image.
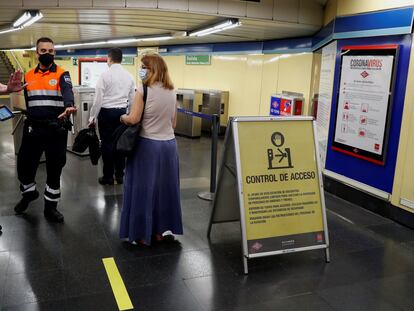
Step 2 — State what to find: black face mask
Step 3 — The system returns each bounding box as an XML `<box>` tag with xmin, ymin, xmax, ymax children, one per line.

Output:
<box><xmin>39</xmin><ymin>53</ymin><xmax>54</xmax><ymax>67</ymax></box>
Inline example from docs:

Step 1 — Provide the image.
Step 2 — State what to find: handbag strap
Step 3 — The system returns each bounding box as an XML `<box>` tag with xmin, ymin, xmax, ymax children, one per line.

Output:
<box><xmin>143</xmin><ymin>84</ymin><xmax>148</xmax><ymax>104</ymax></box>
<box><xmin>140</xmin><ymin>84</ymin><xmax>148</xmax><ymax>122</ymax></box>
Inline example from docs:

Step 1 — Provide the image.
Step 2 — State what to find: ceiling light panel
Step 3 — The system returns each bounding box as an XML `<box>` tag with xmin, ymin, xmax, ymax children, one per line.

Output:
<box><xmin>189</xmin><ymin>19</ymin><xmax>241</xmax><ymax>37</ymax></box>
<box><xmin>21</xmin><ymin>12</ymin><xmax>43</xmax><ymax>28</ymax></box>
<box><xmin>13</xmin><ymin>12</ymin><xmax>32</xmax><ymax>28</ymax></box>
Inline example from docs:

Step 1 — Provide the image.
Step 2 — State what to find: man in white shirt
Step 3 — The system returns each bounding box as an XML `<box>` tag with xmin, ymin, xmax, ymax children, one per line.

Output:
<box><xmin>89</xmin><ymin>48</ymin><xmax>135</xmax><ymax>185</ymax></box>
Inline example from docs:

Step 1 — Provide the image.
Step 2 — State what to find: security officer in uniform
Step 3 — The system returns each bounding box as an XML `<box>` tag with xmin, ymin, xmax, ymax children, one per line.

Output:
<box><xmin>14</xmin><ymin>37</ymin><xmax>76</xmax><ymax>223</ymax></box>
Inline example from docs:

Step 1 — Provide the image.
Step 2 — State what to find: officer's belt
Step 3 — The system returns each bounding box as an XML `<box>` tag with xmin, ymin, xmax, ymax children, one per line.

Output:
<box><xmin>26</xmin><ymin>117</ymin><xmax>66</xmax><ymax>129</ymax></box>
<box><xmin>26</xmin><ymin>117</ymin><xmax>72</xmax><ymax>131</ymax></box>
<box><xmin>27</xmin><ymin>117</ymin><xmax>58</xmax><ymax>126</ymax></box>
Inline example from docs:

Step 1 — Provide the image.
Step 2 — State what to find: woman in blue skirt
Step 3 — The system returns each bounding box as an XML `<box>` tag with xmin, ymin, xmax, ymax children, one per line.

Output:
<box><xmin>119</xmin><ymin>54</ymin><xmax>183</xmax><ymax>245</ymax></box>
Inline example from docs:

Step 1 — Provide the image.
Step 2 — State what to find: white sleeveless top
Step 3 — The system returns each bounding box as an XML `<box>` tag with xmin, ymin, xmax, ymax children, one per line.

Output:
<box><xmin>137</xmin><ymin>82</ymin><xmax>176</xmax><ymax>141</ymax></box>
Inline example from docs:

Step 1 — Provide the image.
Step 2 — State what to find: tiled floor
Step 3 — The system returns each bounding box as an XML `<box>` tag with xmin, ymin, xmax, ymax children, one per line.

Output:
<box><xmin>1</xmin><ymin>101</ymin><xmax>414</xmax><ymax>310</ymax></box>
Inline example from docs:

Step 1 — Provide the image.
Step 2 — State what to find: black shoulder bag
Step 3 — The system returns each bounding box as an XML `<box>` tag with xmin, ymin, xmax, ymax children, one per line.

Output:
<box><xmin>113</xmin><ymin>84</ymin><xmax>147</xmax><ymax>156</ymax></box>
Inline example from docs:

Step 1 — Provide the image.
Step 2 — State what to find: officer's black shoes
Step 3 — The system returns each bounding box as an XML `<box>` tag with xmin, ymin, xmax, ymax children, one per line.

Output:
<box><xmin>15</xmin><ymin>195</ymin><xmax>64</xmax><ymax>223</ymax></box>
<box><xmin>44</xmin><ymin>208</ymin><xmax>64</xmax><ymax>223</ymax></box>
<box><xmin>44</xmin><ymin>201</ymin><xmax>64</xmax><ymax>223</ymax></box>
<box><xmin>98</xmin><ymin>176</ymin><xmax>114</xmax><ymax>185</ymax></box>
<box><xmin>115</xmin><ymin>176</ymin><xmax>123</xmax><ymax>185</ymax></box>
<box><xmin>14</xmin><ymin>190</ymin><xmax>40</xmax><ymax>214</ymax></box>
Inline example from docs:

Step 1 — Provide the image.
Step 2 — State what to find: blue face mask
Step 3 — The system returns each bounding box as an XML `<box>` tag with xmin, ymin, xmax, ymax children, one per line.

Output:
<box><xmin>138</xmin><ymin>68</ymin><xmax>148</xmax><ymax>81</ymax></box>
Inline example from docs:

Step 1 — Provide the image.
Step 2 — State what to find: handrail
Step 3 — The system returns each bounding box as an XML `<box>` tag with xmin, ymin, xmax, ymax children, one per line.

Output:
<box><xmin>9</xmin><ymin>51</ymin><xmax>24</xmax><ymax>72</ymax></box>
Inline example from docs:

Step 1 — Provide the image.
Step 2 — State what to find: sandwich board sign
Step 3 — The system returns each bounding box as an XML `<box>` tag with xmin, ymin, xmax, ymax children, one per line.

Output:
<box><xmin>208</xmin><ymin>116</ymin><xmax>330</xmax><ymax>274</ymax></box>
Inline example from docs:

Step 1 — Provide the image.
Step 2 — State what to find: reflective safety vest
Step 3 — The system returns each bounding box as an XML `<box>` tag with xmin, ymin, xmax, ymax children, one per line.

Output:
<box><xmin>25</xmin><ymin>65</ymin><xmax>65</xmax><ymax>108</ymax></box>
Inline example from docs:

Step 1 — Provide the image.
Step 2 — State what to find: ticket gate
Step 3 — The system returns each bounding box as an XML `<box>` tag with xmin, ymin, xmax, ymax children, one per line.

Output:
<box><xmin>10</xmin><ymin>91</ymin><xmax>26</xmax><ymax>155</ymax></box>
<box><xmin>175</xmin><ymin>89</ymin><xmax>202</xmax><ymax>138</ymax></box>
<box><xmin>200</xmin><ymin>90</ymin><xmax>229</xmax><ymax>134</ymax></box>
<box><xmin>67</xmin><ymin>86</ymin><xmax>95</xmax><ymax>154</ymax></box>
<box><xmin>175</xmin><ymin>89</ymin><xmax>230</xmax><ymax>137</ymax></box>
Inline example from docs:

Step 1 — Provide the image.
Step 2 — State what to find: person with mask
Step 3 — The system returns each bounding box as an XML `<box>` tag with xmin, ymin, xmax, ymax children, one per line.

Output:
<box><xmin>88</xmin><ymin>48</ymin><xmax>136</xmax><ymax>185</ymax></box>
<box><xmin>14</xmin><ymin>37</ymin><xmax>76</xmax><ymax>223</ymax></box>
<box><xmin>119</xmin><ymin>54</ymin><xmax>182</xmax><ymax>245</ymax></box>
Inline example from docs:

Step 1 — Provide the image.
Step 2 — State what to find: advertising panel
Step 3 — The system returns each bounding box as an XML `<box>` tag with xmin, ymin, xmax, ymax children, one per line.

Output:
<box><xmin>280</xmin><ymin>98</ymin><xmax>293</xmax><ymax>116</ymax></box>
<box><xmin>269</xmin><ymin>95</ymin><xmax>281</xmax><ymax>116</ymax></box>
<box><xmin>317</xmin><ymin>41</ymin><xmax>337</xmax><ymax>168</ymax></box>
<box><xmin>293</xmin><ymin>99</ymin><xmax>303</xmax><ymax>115</ymax></box>
<box><xmin>78</xmin><ymin>58</ymin><xmax>108</xmax><ymax>88</ymax></box>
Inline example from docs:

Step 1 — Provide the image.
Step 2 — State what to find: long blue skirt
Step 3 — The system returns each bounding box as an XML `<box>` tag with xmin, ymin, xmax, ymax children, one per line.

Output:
<box><xmin>119</xmin><ymin>136</ymin><xmax>183</xmax><ymax>245</ymax></box>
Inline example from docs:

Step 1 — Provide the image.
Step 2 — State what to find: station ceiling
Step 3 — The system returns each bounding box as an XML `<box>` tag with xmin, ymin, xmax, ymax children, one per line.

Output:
<box><xmin>0</xmin><ymin>2</ymin><xmax>327</xmax><ymax>50</ymax></box>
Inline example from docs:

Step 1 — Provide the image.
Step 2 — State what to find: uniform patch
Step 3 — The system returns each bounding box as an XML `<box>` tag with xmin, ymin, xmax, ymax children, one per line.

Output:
<box><xmin>64</xmin><ymin>75</ymin><xmax>72</xmax><ymax>85</ymax></box>
<box><xmin>49</xmin><ymin>79</ymin><xmax>58</xmax><ymax>86</ymax></box>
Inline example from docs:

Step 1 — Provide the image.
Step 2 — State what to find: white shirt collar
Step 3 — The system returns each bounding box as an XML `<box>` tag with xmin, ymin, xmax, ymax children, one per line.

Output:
<box><xmin>110</xmin><ymin>63</ymin><xmax>122</xmax><ymax>69</ymax></box>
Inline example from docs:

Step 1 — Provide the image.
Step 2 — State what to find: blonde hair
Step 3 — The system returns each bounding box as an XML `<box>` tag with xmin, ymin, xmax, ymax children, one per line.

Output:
<box><xmin>141</xmin><ymin>54</ymin><xmax>174</xmax><ymax>90</ymax></box>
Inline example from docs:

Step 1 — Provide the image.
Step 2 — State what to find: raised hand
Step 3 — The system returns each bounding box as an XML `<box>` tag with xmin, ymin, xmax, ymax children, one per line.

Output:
<box><xmin>6</xmin><ymin>70</ymin><xmax>26</xmax><ymax>93</ymax></box>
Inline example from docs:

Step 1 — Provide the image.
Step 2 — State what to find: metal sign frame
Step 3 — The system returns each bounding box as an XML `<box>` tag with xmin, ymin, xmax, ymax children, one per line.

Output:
<box><xmin>231</xmin><ymin>116</ymin><xmax>330</xmax><ymax>274</ymax></box>
<box><xmin>331</xmin><ymin>45</ymin><xmax>399</xmax><ymax>166</ymax></box>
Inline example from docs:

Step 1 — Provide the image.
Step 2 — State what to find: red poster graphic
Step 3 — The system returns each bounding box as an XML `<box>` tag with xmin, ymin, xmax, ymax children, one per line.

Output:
<box><xmin>280</xmin><ymin>98</ymin><xmax>292</xmax><ymax>116</ymax></box>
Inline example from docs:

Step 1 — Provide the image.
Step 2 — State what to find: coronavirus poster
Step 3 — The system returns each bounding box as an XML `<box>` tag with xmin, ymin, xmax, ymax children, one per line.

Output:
<box><xmin>332</xmin><ymin>45</ymin><xmax>397</xmax><ymax>165</ymax></box>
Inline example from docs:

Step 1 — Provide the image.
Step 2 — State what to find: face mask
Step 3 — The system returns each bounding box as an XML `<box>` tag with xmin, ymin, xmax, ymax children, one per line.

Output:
<box><xmin>138</xmin><ymin>68</ymin><xmax>148</xmax><ymax>81</ymax></box>
<box><xmin>39</xmin><ymin>53</ymin><xmax>54</xmax><ymax>67</ymax></box>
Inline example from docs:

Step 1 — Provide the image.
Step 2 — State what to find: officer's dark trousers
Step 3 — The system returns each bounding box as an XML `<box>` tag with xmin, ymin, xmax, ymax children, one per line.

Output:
<box><xmin>97</xmin><ymin>107</ymin><xmax>127</xmax><ymax>180</ymax></box>
<box><xmin>17</xmin><ymin>121</ymin><xmax>67</xmax><ymax>204</ymax></box>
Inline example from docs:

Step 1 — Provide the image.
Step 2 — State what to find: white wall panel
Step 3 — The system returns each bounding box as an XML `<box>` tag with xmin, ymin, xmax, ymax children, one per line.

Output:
<box><xmin>126</xmin><ymin>0</ymin><xmax>157</xmax><ymax>8</ymax></box>
<box><xmin>23</xmin><ymin>0</ymin><xmax>58</xmax><ymax>6</ymax></box>
<box><xmin>299</xmin><ymin>0</ymin><xmax>323</xmax><ymax>25</ymax></box>
<box><xmin>93</xmin><ymin>0</ymin><xmax>126</xmax><ymax>8</ymax></box>
<box><xmin>247</xmin><ymin>0</ymin><xmax>273</xmax><ymax>20</ymax></box>
<box><xmin>260</xmin><ymin>55</ymin><xmax>279</xmax><ymax>115</ymax></box>
<box><xmin>273</xmin><ymin>0</ymin><xmax>299</xmax><ymax>23</ymax></box>
<box><xmin>59</xmin><ymin>0</ymin><xmax>93</xmax><ymax>7</ymax></box>
<box><xmin>158</xmin><ymin>0</ymin><xmax>189</xmax><ymax>11</ymax></box>
<box><xmin>218</xmin><ymin>0</ymin><xmax>247</xmax><ymax>17</ymax></box>
<box><xmin>189</xmin><ymin>0</ymin><xmax>218</xmax><ymax>14</ymax></box>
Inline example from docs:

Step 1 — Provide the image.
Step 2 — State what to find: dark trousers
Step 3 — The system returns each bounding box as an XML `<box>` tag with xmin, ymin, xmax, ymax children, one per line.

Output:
<box><xmin>17</xmin><ymin>120</ymin><xmax>68</xmax><ymax>203</ymax></box>
<box><xmin>97</xmin><ymin>107</ymin><xmax>127</xmax><ymax>180</ymax></box>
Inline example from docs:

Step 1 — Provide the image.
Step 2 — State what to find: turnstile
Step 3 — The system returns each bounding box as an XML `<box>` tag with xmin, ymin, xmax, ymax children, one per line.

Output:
<box><xmin>10</xmin><ymin>91</ymin><xmax>26</xmax><ymax>155</ymax></box>
<box><xmin>175</xmin><ymin>89</ymin><xmax>202</xmax><ymax>138</ymax></box>
<box><xmin>200</xmin><ymin>90</ymin><xmax>229</xmax><ymax>134</ymax></box>
<box><xmin>67</xmin><ymin>86</ymin><xmax>95</xmax><ymax>154</ymax></box>
<box><xmin>10</xmin><ymin>92</ymin><xmax>46</xmax><ymax>161</ymax></box>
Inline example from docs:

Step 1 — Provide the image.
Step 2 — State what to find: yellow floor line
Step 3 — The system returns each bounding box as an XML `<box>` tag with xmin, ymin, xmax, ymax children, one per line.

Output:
<box><xmin>102</xmin><ymin>257</ymin><xmax>134</xmax><ymax>311</ymax></box>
